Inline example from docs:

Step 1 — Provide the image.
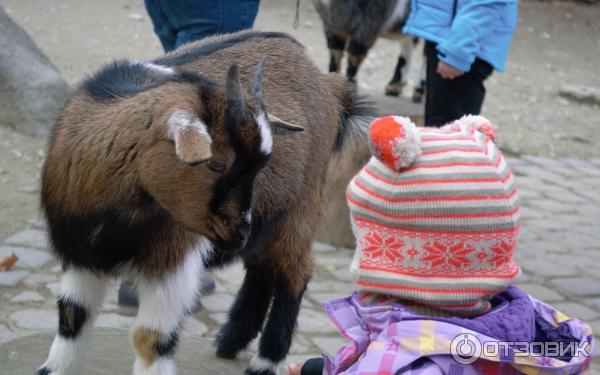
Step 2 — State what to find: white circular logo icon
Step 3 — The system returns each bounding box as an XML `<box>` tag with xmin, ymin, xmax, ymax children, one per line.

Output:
<box><xmin>451</xmin><ymin>333</ymin><xmax>481</xmax><ymax>364</ymax></box>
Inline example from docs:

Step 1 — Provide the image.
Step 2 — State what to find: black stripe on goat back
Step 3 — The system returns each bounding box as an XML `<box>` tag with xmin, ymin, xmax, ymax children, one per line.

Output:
<box><xmin>80</xmin><ymin>60</ymin><xmax>215</xmax><ymax>101</ymax></box>
<box><xmin>57</xmin><ymin>297</ymin><xmax>87</xmax><ymax>339</ymax></box>
<box><xmin>154</xmin><ymin>31</ymin><xmax>302</xmax><ymax>67</ymax></box>
<box><xmin>45</xmin><ymin>208</ymin><xmax>171</xmax><ymax>273</ymax></box>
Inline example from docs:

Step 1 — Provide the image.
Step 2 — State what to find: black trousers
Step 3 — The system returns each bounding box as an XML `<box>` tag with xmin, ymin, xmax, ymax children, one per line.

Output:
<box><xmin>424</xmin><ymin>41</ymin><xmax>493</xmax><ymax>127</ymax></box>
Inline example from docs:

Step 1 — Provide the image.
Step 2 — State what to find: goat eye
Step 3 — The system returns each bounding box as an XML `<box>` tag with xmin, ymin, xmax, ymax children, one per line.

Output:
<box><xmin>208</xmin><ymin>160</ymin><xmax>226</xmax><ymax>173</ymax></box>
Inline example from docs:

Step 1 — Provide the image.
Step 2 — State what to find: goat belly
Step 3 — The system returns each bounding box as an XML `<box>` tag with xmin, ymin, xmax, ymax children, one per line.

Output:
<box><xmin>45</xmin><ymin>209</ymin><xmax>175</xmax><ymax>273</ymax></box>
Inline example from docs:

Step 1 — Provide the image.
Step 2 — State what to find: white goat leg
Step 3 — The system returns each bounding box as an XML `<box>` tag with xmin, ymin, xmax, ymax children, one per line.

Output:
<box><xmin>38</xmin><ymin>268</ymin><xmax>108</xmax><ymax>375</ymax></box>
<box><xmin>403</xmin><ymin>38</ymin><xmax>426</xmax><ymax>98</ymax></box>
<box><xmin>130</xmin><ymin>239</ymin><xmax>210</xmax><ymax>375</ymax></box>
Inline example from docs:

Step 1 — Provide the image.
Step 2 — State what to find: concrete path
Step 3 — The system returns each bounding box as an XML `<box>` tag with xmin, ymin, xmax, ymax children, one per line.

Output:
<box><xmin>1</xmin><ymin>156</ymin><xmax>600</xmax><ymax>373</ymax></box>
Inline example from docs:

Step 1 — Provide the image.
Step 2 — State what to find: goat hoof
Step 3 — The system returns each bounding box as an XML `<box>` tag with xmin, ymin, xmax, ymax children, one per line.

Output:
<box><xmin>36</xmin><ymin>367</ymin><xmax>53</xmax><ymax>375</ymax></box>
<box><xmin>412</xmin><ymin>93</ymin><xmax>424</xmax><ymax>103</ymax></box>
<box><xmin>385</xmin><ymin>82</ymin><xmax>403</xmax><ymax>97</ymax></box>
<box><xmin>215</xmin><ymin>349</ymin><xmax>237</xmax><ymax>359</ymax></box>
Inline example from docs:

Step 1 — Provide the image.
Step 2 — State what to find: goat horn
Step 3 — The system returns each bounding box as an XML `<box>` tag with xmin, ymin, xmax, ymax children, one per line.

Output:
<box><xmin>250</xmin><ymin>57</ymin><xmax>267</xmax><ymax>113</ymax></box>
<box><xmin>225</xmin><ymin>63</ymin><xmax>245</xmax><ymax>122</ymax></box>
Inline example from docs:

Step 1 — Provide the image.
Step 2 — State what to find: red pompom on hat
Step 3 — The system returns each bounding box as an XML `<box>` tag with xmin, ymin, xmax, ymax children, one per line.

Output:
<box><xmin>369</xmin><ymin>116</ymin><xmax>421</xmax><ymax>171</ymax></box>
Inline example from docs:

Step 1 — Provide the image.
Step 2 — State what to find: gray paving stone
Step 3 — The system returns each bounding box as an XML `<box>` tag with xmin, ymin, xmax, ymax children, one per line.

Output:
<box><xmin>313</xmin><ymin>241</ymin><xmax>336</xmax><ymax>253</ymax></box>
<box><xmin>297</xmin><ymin>308</ymin><xmax>338</xmax><ymax>334</ymax></box>
<box><xmin>182</xmin><ymin>317</ymin><xmax>208</xmax><ymax>337</ymax></box>
<box><xmin>214</xmin><ymin>262</ymin><xmax>245</xmax><ymax>287</ymax></box>
<box><xmin>308</xmin><ymin>292</ymin><xmax>346</xmax><ymax>305</ymax></box>
<box><xmin>0</xmin><ymin>246</ymin><xmax>52</xmax><ymax>269</ymax></box>
<box><xmin>525</xmin><ymin>199</ymin><xmax>574</xmax><ymax>214</ymax></box>
<box><xmin>543</xmin><ymin>189</ymin><xmax>588</xmax><ymax>204</ymax></box>
<box><xmin>0</xmin><ymin>270</ymin><xmax>30</xmax><ymax>286</ymax></box>
<box><xmin>95</xmin><ymin>313</ymin><xmax>134</xmax><ymax>329</ymax></box>
<box><xmin>289</xmin><ymin>334</ymin><xmax>311</xmax><ymax>354</ymax></box>
<box><xmin>27</xmin><ymin>219</ymin><xmax>47</xmax><ymax>231</ymax></box>
<box><xmin>314</xmin><ymin>254</ymin><xmax>353</xmax><ymax>268</ymax></box>
<box><xmin>199</xmin><ymin>293</ymin><xmax>235</xmax><ymax>313</ymax></box>
<box><xmin>208</xmin><ymin>312</ymin><xmax>228</xmax><ymax>325</ymax></box>
<box><xmin>10</xmin><ymin>309</ymin><xmax>57</xmax><ymax>330</ymax></box>
<box><xmin>587</xmin><ymin>319</ymin><xmax>600</xmax><ymax>337</ymax></box>
<box><xmin>308</xmin><ymin>280</ymin><xmax>354</xmax><ymax>294</ymax></box>
<box><xmin>331</xmin><ymin>268</ymin><xmax>354</xmax><ymax>282</ymax></box>
<box><xmin>585</xmin><ymin>298</ymin><xmax>600</xmax><ymax>311</ymax></box>
<box><xmin>0</xmin><ymin>324</ymin><xmax>16</xmax><ymax>344</ymax></box>
<box><xmin>45</xmin><ymin>281</ymin><xmax>61</xmax><ymax>297</ymax></box>
<box><xmin>520</xmin><ymin>155</ymin><xmax>566</xmax><ymax>167</ymax></box>
<box><xmin>552</xmin><ymin>302</ymin><xmax>600</xmax><ymax>321</ymax></box>
<box><xmin>4</xmin><ymin>229</ymin><xmax>48</xmax><ymax>249</ymax></box>
<box><xmin>100</xmin><ymin>302</ymin><xmax>118</xmax><ymax>312</ymax></box>
<box><xmin>311</xmin><ymin>336</ymin><xmax>349</xmax><ymax>356</ymax></box>
<box><xmin>518</xmin><ymin>258</ymin><xmax>575</xmax><ymax>277</ymax></box>
<box><xmin>519</xmin><ymin>283</ymin><xmax>565</xmax><ymax>302</ymax></box>
<box><xmin>9</xmin><ymin>291</ymin><xmax>45</xmax><ymax>303</ymax></box>
<box><xmin>550</xmin><ymin>278</ymin><xmax>600</xmax><ymax>297</ymax></box>
<box><xmin>22</xmin><ymin>273</ymin><xmax>57</xmax><ymax>287</ymax></box>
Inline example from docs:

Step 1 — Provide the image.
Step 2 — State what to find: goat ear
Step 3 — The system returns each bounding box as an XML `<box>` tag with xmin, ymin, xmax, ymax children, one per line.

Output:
<box><xmin>268</xmin><ymin>113</ymin><xmax>305</xmax><ymax>133</ymax></box>
<box><xmin>167</xmin><ymin>109</ymin><xmax>212</xmax><ymax>164</ymax></box>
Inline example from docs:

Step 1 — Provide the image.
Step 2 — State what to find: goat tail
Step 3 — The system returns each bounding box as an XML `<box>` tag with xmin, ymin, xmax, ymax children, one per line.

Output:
<box><xmin>330</xmin><ymin>75</ymin><xmax>377</xmax><ymax>152</ymax></box>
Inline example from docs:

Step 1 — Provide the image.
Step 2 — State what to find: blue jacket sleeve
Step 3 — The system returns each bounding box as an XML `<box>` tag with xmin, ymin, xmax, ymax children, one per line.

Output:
<box><xmin>437</xmin><ymin>0</ymin><xmax>515</xmax><ymax>72</ymax></box>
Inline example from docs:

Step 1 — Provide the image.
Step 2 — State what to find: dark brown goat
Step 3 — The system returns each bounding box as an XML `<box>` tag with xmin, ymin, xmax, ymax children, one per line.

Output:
<box><xmin>38</xmin><ymin>31</ymin><xmax>373</xmax><ymax>375</ymax></box>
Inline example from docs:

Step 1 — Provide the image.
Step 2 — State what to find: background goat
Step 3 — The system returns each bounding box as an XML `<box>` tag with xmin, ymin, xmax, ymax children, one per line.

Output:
<box><xmin>314</xmin><ymin>0</ymin><xmax>426</xmax><ymax>102</ymax></box>
<box><xmin>38</xmin><ymin>30</ymin><xmax>374</xmax><ymax>375</ymax></box>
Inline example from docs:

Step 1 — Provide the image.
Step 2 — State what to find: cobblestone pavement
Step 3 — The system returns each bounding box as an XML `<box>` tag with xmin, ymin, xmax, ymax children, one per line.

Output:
<box><xmin>1</xmin><ymin>156</ymin><xmax>600</xmax><ymax>371</ymax></box>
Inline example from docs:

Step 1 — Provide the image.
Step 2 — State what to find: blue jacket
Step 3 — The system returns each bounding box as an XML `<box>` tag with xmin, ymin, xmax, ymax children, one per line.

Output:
<box><xmin>403</xmin><ymin>0</ymin><xmax>518</xmax><ymax>72</ymax></box>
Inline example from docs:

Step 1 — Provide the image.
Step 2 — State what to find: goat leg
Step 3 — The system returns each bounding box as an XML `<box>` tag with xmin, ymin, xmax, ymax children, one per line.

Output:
<box><xmin>215</xmin><ymin>261</ymin><xmax>275</xmax><ymax>359</ymax></box>
<box><xmin>38</xmin><ymin>268</ymin><xmax>108</xmax><ymax>375</ymax></box>
<box><xmin>130</xmin><ymin>247</ymin><xmax>205</xmax><ymax>375</ymax></box>
<box><xmin>385</xmin><ymin>54</ymin><xmax>408</xmax><ymax>97</ymax></box>
<box><xmin>246</xmin><ymin>272</ymin><xmax>308</xmax><ymax>375</ymax></box>
<box><xmin>326</xmin><ymin>32</ymin><xmax>346</xmax><ymax>73</ymax></box>
<box><xmin>346</xmin><ymin>40</ymin><xmax>369</xmax><ymax>82</ymax></box>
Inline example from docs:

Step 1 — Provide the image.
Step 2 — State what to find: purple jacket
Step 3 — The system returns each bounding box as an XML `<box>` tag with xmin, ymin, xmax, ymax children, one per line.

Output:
<box><xmin>322</xmin><ymin>286</ymin><xmax>594</xmax><ymax>374</ymax></box>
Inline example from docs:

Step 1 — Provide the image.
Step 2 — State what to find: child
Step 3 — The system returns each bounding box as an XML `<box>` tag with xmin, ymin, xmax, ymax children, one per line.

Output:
<box><xmin>402</xmin><ymin>0</ymin><xmax>518</xmax><ymax>126</ymax></box>
<box><xmin>288</xmin><ymin>115</ymin><xmax>594</xmax><ymax>375</ymax></box>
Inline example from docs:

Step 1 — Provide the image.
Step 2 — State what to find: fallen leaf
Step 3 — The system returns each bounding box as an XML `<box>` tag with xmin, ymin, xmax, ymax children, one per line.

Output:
<box><xmin>0</xmin><ymin>253</ymin><xmax>18</xmax><ymax>271</ymax></box>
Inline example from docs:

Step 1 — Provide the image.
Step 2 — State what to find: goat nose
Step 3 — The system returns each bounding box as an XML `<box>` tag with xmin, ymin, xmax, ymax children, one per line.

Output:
<box><xmin>237</xmin><ymin>222</ymin><xmax>251</xmax><ymax>240</ymax></box>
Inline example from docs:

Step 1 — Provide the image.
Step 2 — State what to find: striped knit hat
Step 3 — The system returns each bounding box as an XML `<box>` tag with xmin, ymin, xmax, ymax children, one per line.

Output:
<box><xmin>347</xmin><ymin>115</ymin><xmax>521</xmax><ymax>316</ymax></box>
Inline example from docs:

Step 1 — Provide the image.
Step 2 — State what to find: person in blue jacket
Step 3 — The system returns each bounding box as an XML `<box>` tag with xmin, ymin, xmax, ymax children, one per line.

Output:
<box><xmin>403</xmin><ymin>0</ymin><xmax>518</xmax><ymax>126</ymax></box>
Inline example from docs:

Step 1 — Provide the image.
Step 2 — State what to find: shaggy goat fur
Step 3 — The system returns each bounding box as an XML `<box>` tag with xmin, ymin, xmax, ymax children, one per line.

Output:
<box><xmin>314</xmin><ymin>0</ymin><xmax>426</xmax><ymax>101</ymax></box>
<box><xmin>38</xmin><ymin>31</ymin><xmax>375</xmax><ymax>375</ymax></box>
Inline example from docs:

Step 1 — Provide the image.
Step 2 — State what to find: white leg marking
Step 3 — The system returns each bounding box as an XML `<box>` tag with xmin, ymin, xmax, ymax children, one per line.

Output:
<box><xmin>404</xmin><ymin>38</ymin><xmax>425</xmax><ymax>98</ymax></box>
<box><xmin>131</xmin><ymin>238</ymin><xmax>212</xmax><ymax>375</ymax></box>
<box><xmin>134</xmin><ymin>357</ymin><xmax>176</xmax><ymax>375</ymax></box>
<box><xmin>39</xmin><ymin>268</ymin><xmax>108</xmax><ymax>375</ymax></box>
<box><xmin>248</xmin><ymin>354</ymin><xmax>281</xmax><ymax>374</ymax></box>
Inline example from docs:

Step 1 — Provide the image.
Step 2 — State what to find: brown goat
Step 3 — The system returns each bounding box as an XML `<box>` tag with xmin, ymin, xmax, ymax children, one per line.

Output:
<box><xmin>38</xmin><ymin>31</ymin><xmax>374</xmax><ymax>375</ymax></box>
